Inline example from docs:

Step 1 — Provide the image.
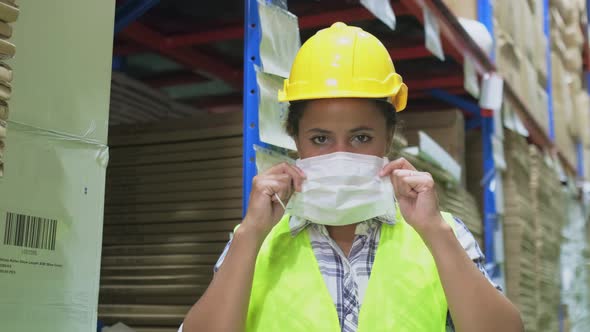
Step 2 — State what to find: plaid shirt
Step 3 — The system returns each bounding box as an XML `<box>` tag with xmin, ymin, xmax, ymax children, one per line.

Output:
<box><xmin>179</xmin><ymin>215</ymin><xmax>499</xmax><ymax>332</ymax></box>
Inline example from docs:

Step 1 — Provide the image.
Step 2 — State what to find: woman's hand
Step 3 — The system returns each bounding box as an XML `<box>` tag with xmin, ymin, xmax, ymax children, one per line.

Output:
<box><xmin>379</xmin><ymin>158</ymin><xmax>446</xmax><ymax>235</ymax></box>
<box><xmin>243</xmin><ymin>162</ymin><xmax>306</xmax><ymax>240</ymax></box>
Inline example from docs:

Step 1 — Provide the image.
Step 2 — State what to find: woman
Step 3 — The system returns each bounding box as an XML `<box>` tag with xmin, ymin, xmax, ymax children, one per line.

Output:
<box><xmin>180</xmin><ymin>22</ymin><xmax>523</xmax><ymax>332</ymax></box>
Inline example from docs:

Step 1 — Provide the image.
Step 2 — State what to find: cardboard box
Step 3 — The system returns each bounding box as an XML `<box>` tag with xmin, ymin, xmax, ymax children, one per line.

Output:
<box><xmin>0</xmin><ymin>1</ymin><xmax>114</xmax><ymax>331</ymax></box>
<box><xmin>529</xmin><ymin>0</ymin><xmax>548</xmax><ymax>83</ymax></box>
<box><xmin>532</xmin><ymin>84</ymin><xmax>549</xmax><ymax>135</ymax></box>
<box><xmin>502</xmin><ymin>130</ymin><xmax>538</xmax><ymax>332</ymax></box>
<box><xmin>102</xmin><ymin>110</ymin><xmax>244</xmax><ymax>329</ymax></box>
<box><xmin>494</xmin><ymin>2</ymin><xmax>516</xmax><ymax>40</ymax></box>
<box><xmin>519</xmin><ymin>57</ymin><xmax>538</xmax><ymax>109</ymax></box>
<box><xmin>521</xmin><ymin>1</ymin><xmax>535</xmax><ymax>59</ymax></box>
<box><xmin>495</xmin><ymin>34</ymin><xmax>522</xmax><ymax>99</ymax></box>
<box><xmin>398</xmin><ymin>109</ymin><xmax>465</xmax><ymax>174</ymax></box>
<box><xmin>442</xmin><ymin>0</ymin><xmax>477</xmax><ymax>19</ymax></box>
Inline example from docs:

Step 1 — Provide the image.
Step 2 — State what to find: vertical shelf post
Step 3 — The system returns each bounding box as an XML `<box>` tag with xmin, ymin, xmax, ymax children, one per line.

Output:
<box><xmin>543</xmin><ymin>0</ymin><xmax>556</xmax><ymax>141</ymax></box>
<box><xmin>477</xmin><ymin>0</ymin><xmax>504</xmax><ymax>286</ymax></box>
<box><xmin>243</xmin><ymin>0</ymin><xmax>263</xmax><ymax>216</ymax></box>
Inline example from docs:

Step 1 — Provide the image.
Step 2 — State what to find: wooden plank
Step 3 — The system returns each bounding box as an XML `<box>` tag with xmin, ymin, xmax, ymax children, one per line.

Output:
<box><xmin>101</xmin><ymin>242</ymin><xmax>227</xmax><ymax>256</ymax></box>
<box><xmin>100</xmin><ymin>293</ymin><xmax>200</xmax><ymax>305</ymax></box>
<box><xmin>106</xmin><ymin>157</ymin><xmax>242</xmax><ymax>176</ymax></box>
<box><xmin>101</xmin><ymin>232</ymin><xmax>231</xmax><ymax>246</ymax></box>
<box><xmin>104</xmin><ymin>209</ymin><xmax>242</xmax><ymax>224</ymax></box>
<box><xmin>100</xmin><ymin>274</ymin><xmax>213</xmax><ymax>286</ymax></box>
<box><xmin>109</xmin><ymin>137</ymin><xmax>242</xmax><ymax>159</ymax></box>
<box><xmin>103</xmin><ymin>220</ymin><xmax>238</xmax><ymax>236</ymax></box>
<box><xmin>105</xmin><ymin>188</ymin><xmax>242</xmax><ymax>204</ymax></box>
<box><xmin>108</xmin><ymin>110</ymin><xmax>242</xmax><ymax>137</ymax></box>
<box><xmin>98</xmin><ymin>304</ymin><xmax>189</xmax><ymax>327</ymax></box>
<box><xmin>108</xmin><ymin>147</ymin><xmax>243</xmax><ymax>166</ymax></box>
<box><xmin>106</xmin><ymin>178</ymin><xmax>242</xmax><ymax>196</ymax></box>
<box><xmin>132</xmin><ymin>328</ymin><xmax>180</xmax><ymax>332</ymax></box>
<box><xmin>100</xmin><ymin>284</ymin><xmax>206</xmax><ymax>297</ymax></box>
<box><xmin>99</xmin><ymin>304</ymin><xmax>189</xmax><ymax>315</ymax></box>
<box><xmin>110</xmin><ymin>93</ymin><xmax>166</xmax><ymax>120</ymax></box>
<box><xmin>99</xmin><ymin>264</ymin><xmax>214</xmax><ymax>277</ymax></box>
<box><xmin>101</xmin><ymin>254</ymin><xmax>219</xmax><ymax>267</ymax></box>
<box><xmin>104</xmin><ymin>200</ymin><xmax>242</xmax><ymax>215</ymax></box>
<box><xmin>109</xmin><ymin>125</ymin><xmax>242</xmax><ymax>146</ymax></box>
<box><xmin>106</xmin><ymin>168</ymin><xmax>242</xmax><ymax>187</ymax></box>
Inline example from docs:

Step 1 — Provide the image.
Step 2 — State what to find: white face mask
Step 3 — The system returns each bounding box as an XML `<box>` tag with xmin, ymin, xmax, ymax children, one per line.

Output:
<box><xmin>286</xmin><ymin>152</ymin><xmax>396</xmax><ymax>226</ymax></box>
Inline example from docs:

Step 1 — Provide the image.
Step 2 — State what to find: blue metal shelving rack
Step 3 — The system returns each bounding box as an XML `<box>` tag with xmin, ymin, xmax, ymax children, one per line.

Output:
<box><xmin>243</xmin><ymin>0</ymin><xmax>264</xmax><ymax>214</ymax></box>
<box><xmin>241</xmin><ymin>0</ymin><xmax>585</xmax><ymax>291</ymax></box>
<box><xmin>476</xmin><ymin>0</ymin><xmax>503</xmax><ymax>287</ymax></box>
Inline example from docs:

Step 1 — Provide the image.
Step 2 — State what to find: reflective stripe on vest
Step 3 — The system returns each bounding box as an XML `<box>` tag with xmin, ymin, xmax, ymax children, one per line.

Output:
<box><xmin>245</xmin><ymin>209</ymin><xmax>456</xmax><ymax>332</ymax></box>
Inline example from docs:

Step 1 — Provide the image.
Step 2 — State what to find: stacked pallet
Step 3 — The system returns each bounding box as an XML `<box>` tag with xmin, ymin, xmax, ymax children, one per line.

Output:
<box><xmin>398</xmin><ymin>141</ymin><xmax>483</xmax><ymax>247</ymax></box>
<box><xmin>548</xmin><ymin>0</ymin><xmax>587</xmax><ymax>167</ymax></box>
<box><xmin>99</xmin><ymin>111</ymin><xmax>243</xmax><ymax>331</ymax></box>
<box><xmin>437</xmin><ymin>184</ymin><xmax>483</xmax><ymax>248</ymax></box>
<box><xmin>0</xmin><ymin>0</ymin><xmax>18</xmax><ymax>176</ymax></box>
<box><xmin>494</xmin><ymin>1</ymin><xmax>549</xmax><ymax>134</ymax></box>
<box><xmin>109</xmin><ymin>72</ymin><xmax>201</xmax><ymax>126</ymax></box>
<box><xmin>502</xmin><ymin>130</ymin><xmax>538</xmax><ymax>332</ymax></box>
<box><xmin>529</xmin><ymin>146</ymin><xmax>565</xmax><ymax>332</ymax></box>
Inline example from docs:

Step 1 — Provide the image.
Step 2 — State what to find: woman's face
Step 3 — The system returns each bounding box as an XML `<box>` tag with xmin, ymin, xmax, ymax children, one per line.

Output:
<box><xmin>294</xmin><ymin>98</ymin><xmax>390</xmax><ymax>159</ymax></box>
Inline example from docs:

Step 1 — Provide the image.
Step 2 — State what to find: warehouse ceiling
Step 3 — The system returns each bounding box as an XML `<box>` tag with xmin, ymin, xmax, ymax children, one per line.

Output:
<box><xmin>113</xmin><ymin>0</ymin><xmax>470</xmax><ymax>116</ymax></box>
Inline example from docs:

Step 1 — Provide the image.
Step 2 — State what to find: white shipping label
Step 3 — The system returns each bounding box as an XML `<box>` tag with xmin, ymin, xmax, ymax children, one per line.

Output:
<box><xmin>513</xmin><ymin>113</ymin><xmax>529</xmax><ymax>137</ymax></box>
<box><xmin>502</xmin><ymin>101</ymin><xmax>515</xmax><ymax>131</ymax></box>
<box><xmin>256</xmin><ymin>70</ymin><xmax>297</xmax><ymax>151</ymax></box>
<box><xmin>258</xmin><ymin>0</ymin><xmax>301</xmax><ymax>78</ymax></box>
<box><xmin>494</xmin><ymin>102</ymin><xmax>504</xmax><ymax>140</ymax></box>
<box><xmin>0</xmin><ymin>210</ymin><xmax>65</xmax><ymax>279</ymax></box>
<box><xmin>464</xmin><ymin>56</ymin><xmax>480</xmax><ymax>98</ymax></box>
<box><xmin>423</xmin><ymin>6</ymin><xmax>445</xmax><ymax>61</ymax></box>
<box><xmin>492</xmin><ymin>136</ymin><xmax>507</xmax><ymax>171</ymax></box>
<box><xmin>479</xmin><ymin>73</ymin><xmax>503</xmax><ymax>111</ymax></box>
<box><xmin>361</xmin><ymin>0</ymin><xmax>396</xmax><ymax>30</ymax></box>
<box><xmin>254</xmin><ymin>144</ymin><xmax>295</xmax><ymax>174</ymax></box>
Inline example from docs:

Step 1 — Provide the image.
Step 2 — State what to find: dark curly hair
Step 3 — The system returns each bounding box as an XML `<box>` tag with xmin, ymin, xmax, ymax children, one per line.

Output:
<box><xmin>285</xmin><ymin>99</ymin><xmax>398</xmax><ymax>138</ymax></box>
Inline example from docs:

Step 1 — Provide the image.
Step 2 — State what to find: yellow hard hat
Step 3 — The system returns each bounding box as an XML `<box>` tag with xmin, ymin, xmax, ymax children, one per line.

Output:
<box><xmin>278</xmin><ymin>22</ymin><xmax>408</xmax><ymax>112</ymax></box>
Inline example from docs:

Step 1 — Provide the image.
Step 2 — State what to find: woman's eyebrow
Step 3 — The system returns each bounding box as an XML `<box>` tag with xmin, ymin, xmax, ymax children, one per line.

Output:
<box><xmin>349</xmin><ymin>126</ymin><xmax>375</xmax><ymax>133</ymax></box>
<box><xmin>306</xmin><ymin>128</ymin><xmax>332</xmax><ymax>134</ymax></box>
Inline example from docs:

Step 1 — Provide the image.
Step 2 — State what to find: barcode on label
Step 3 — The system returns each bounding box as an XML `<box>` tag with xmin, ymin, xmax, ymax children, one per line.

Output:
<box><xmin>3</xmin><ymin>212</ymin><xmax>57</xmax><ymax>250</ymax></box>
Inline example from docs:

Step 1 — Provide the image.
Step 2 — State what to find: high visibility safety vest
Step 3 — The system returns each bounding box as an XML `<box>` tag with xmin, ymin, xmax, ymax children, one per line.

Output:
<box><xmin>245</xmin><ymin>209</ymin><xmax>457</xmax><ymax>332</ymax></box>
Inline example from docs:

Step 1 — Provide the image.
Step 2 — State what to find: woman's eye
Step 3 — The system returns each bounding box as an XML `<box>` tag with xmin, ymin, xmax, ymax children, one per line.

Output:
<box><xmin>354</xmin><ymin>135</ymin><xmax>372</xmax><ymax>143</ymax></box>
<box><xmin>312</xmin><ymin>136</ymin><xmax>328</xmax><ymax>144</ymax></box>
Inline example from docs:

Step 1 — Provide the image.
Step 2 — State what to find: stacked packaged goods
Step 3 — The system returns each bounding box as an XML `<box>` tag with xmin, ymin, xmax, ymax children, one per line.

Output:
<box><xmin>494</xmin><ymin>1</ymin><xmax>548</xmax><ymax>133</ymax></box>
<box><xmin>529</xmin><ymin>146</ymin><xmax>566</xmax><ymax>332</ymax></box>
<box><xmin>502</xmin><ymin>130</ymin><xmax>538</xmax><ymax>332</ymax></box>
<box><xmin>0</xmin><ymin>0</ymin><xmax>18</xmax><ymax>176</ymax></box>
<box><xmin>548</xmin><ymin>0</ymin><xmax>587</xmax><ymax>167</ymax></box>
<box><xmin>99</xmin><ymin>75</ymin><xmax>243</xmax><ymax>331</ymax></box>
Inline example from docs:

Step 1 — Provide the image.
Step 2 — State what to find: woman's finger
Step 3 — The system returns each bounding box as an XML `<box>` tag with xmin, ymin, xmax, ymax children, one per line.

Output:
<box><xmin>400</xmin><ymin>175</ymin><xmax>435</xmax><ymax>193</ymax></box>
<box><xmin>379</xmin><ymin>157</ymin><xmax>417</xmax><ymax>177</ymax></box>
<box><xmin>392</xmin><ymin>169</ymin><xmax>425</xmax><ymax>178</ymax></box>
<box><xmin>265</xmin><ymin>162</ymin><xmax>306</xmax><ymax>192</ymax></box>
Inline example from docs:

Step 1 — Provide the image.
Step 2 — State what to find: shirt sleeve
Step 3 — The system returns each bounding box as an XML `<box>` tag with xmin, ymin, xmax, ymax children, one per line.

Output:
<box><xmin>452</xmin><ymin>217</ymin><xmax>502</xmax><ymax>291</ymax></box>
<box><xmin>445</xmin><ymin>217</ymin><xmax>503</xmax><ymax>332</ymax></box>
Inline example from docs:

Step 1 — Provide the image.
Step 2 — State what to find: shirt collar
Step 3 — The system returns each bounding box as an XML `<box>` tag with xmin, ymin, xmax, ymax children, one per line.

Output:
<box><xmin>288</xmin><ymin>213</ymin><xmax>398</xmax><ymax>237</ymax></box>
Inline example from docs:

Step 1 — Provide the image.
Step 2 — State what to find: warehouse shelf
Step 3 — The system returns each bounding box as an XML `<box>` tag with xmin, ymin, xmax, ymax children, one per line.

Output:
<box><xmin>112</xmin><ymin>0</ymin><xmax>581</xmax><ymax>176</ymax></box>
<box><xmin>110</xmin><ymin>0</ymin><xmax>583</xmax><ymax>292</ymax></box>
<box><xmin>104</xmin><ymin>0</ymin><xmax>588</xmax><ymax>329</ymax></box>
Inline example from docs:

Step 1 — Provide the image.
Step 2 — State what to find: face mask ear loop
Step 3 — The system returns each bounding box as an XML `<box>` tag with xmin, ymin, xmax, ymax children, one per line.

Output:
<box><xmin>274</xmin><ymin>193</ymin><xmax>287</xmax><ymax>210</ymax></box>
